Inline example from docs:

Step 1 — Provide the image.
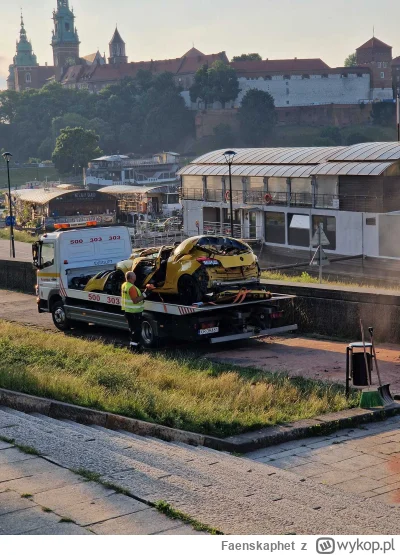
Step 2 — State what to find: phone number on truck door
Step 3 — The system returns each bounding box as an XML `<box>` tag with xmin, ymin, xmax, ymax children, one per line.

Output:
<box><xmin>87</xmin><ymin>293</ymin><xmax>120</xmax><ymax>305</ymax></box>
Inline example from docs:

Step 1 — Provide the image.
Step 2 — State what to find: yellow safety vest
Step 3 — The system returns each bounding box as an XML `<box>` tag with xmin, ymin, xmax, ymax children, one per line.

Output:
<box><xmin>121</xmin><ymin>282</ymin><xmax>144</xmax><ymax>313</ymax></box>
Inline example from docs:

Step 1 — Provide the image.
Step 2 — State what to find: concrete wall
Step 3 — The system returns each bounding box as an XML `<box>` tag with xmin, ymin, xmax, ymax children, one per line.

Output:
<box><xmin>268</xmin><ymin>281</ymin><xmax>400</xmax><ymax>343</ymax></box>
<box><xmin>0</xmin><ymin>260</ymin><xmax>36</xmax><ymax>294</ymax></box>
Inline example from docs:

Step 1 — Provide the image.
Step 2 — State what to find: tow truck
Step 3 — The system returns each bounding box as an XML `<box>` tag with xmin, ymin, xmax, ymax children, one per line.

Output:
<box><xmin>32</xmin><ymin>225</ymin><xmax>297</xmax><ymax>347</ymax></box>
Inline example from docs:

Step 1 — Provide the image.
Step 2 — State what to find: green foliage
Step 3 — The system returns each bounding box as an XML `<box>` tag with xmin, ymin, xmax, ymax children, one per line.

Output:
<box><xmin>52</xmin><ymin>127</ymin><xmax>103</xmax><ymax>174</ymax></box>
<box><xmin>319</xmin><ymin>126</ymin><xmax>342</xmax><ymax>145</ymax></box>
<box><xmin>190</xmin><ymin>61</ymin><xmax>240</xmax><ymax>105</ymax></box>
<box><xmin>344</xmin><ymin>53</ymin><xmax>357</xmax><ymax>67</ymax></box>
<box><xmin>155</xmin><ymin>501</ymin><xmax>223</xmax><ymax>534</ymax></box>
<box><xmin>238</xmin><ymin>89</ymin><xmax>277</xmax><ymax>146</ymax></box>
<box><xmin>232</xmin><ymin>53</ymin><xmax>262</xmax><ymax>62</ymax></box>
<box><xmin>0</xmin><ymin>74</ymin><xmax>195</xmax><ymax>163</ymax></box>
<box><xmin>346</xmin><ymin>132</ymin><xmax>369</xmax><ymax>145</ymax></box>
<box><xmin>372</xmin><ymin>102</ymin><xmax>395</xmax><ymax>126</ymax></box>
<box><xmin>211</xmin><ymin>123</ymin><xmax>236</xmax><ymax>149</ymax></box>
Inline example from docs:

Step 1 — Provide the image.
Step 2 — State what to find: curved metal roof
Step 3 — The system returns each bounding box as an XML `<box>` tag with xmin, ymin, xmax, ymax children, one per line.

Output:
<box><xmin>178</xmin><ymin>164</ymin><xmax>314</xmax><ymax>178</ymax></box>
<box><xmin>11</xmin><ymin>188</ymin><xmax>87</xmax><ymax>205</ymax></box>
<box><xmin>192</xmin><ymin>147</ymin><xmax>344</xmax><ymax>166</ymax></box>
<box><xmin>314</xmin><ymin>161</ymin><xmax>393</xmax><ymax>176</ymax></box>
<box><xmin>328</xmin><ymin>142</ymin><xmax>400</xmax><ymax>162</ymax></box>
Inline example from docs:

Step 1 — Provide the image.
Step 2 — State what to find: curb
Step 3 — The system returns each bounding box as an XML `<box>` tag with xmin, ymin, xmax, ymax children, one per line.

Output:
<box><xmin>0</xmin><ymin>387</ymin><xmax>399</xmax><ymax>454</ymax></box>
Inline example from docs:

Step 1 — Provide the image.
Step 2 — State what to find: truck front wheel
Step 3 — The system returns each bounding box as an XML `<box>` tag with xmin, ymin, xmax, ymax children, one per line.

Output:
<box><xmin>52</xmin><ymin>301</ymin><xmax>71</xmax><ymax>331</ymax></box>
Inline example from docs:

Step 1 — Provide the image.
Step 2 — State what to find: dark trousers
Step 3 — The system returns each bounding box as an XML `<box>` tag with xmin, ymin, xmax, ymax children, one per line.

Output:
<box><xmin>124</xmin><ymin>312</ymin><xmax>143</xmax><ymax>344</ymax></box>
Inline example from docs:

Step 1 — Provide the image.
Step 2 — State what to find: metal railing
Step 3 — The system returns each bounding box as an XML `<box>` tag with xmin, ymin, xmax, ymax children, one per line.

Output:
<box><xmin>202</xmin><ymin>221</ymin><xmax>263</xmax><ymax>240</ymax></box>
<box><xmin>182</xmin><ymin>188</ymin><xmax>380</xmax><ymax>211</ymax></box>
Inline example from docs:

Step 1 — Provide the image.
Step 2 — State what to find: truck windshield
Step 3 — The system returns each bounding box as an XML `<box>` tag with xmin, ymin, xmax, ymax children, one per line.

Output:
<box><xmin>41</xmin><ymin>243</ymin><xmax>55</xmax><ymax>268</ymax></box>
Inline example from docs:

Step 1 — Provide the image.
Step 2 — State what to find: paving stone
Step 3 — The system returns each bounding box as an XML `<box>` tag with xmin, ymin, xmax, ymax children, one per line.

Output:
<box><xmin>0</xmin><ymin>506</ymin><xmax>60</xmax><ymax>534</ymax></box>
<box><xmin>90</xmin><ymin>508</ymin><xmax>182</xmax><ymax>535</ymax></box>
<box><xmin>371</xmin><ymin>489</ymin><xmax>400</xmax><ymax>505</ymax></box>
<box><xmin>264</xmin><ymin>455</ymin><xmax>309</xmax><ymax>469</ymax></box>
<box><xmin>0</xmin><ymin>458</ymin><xmax>56</xmax><ymax>482</ymax></box>
<box><xmin>289</xmin><ymin>462</ymin><xmax>332</xmax><ymax>478</ymax></box>
<box><xmin>246</xmin><ymin>446</ymin><xmax>286</xmax><ymax>460</ymax></box>
<box><xmin>0</xmin><ymin>448</ymin><xmax>37</xmax><ymax>465</ymax></box>
<box><xmin>369</xmin><ymin>481</ymin><xmax>400</xmax><ymax>495</ymax></box>
<box><xmin>306</xmin><ymin>446</ymin><xmax>361</xmax><ymax>464</ymax></box>
<box><xmin>375</xmin><ymin>443</ymin><xmax>400</xmax><ymax>455</ymax></box>
<box><xmin>377</xmin><ymin>472</ymin><xmax>400</xmax><ymax>486</ymax></box>
<box><xmin>34</xmin><ymin>482</ymin><xmax>114</xmax><ymax>511</ymax></box>
<box><xmin>0</xmin><ymin>469</ymin><xmax>85</xmax><ymax>495</ymax></box>
<box><xmin>359</xmin><ymin>464</ymin><xmax>400</xmax><ymax>481</ymax></box>
<box><xmin>0</xmin><ymin>490</ymin><xmax>35</xmax><ymax>515</ymax></box>
<box><xmin>59</xmin><ymin>493</ymin><xmax>148</xmax><ymax>526</ymax></box>
<box><xmin>22</xmin><ymin>522</ymin><xmax>93</xmax><ymax>535</ymax></box>
<box><xmin>311</xmin><ymin>470</ymin><xmax>360</xmax><ymax>486</ymax></box>
<box><xmin>333</xmin><ymin>477</ymin><xmax>381</xmax><ymax>494</ymax></box>
<box><xmin>331</xmin><ymin>454</ymin><xmax>386</xmax><ymax>472</ymax></box>
<box><xmin>0</xmin><ymin>440</ymin><xmax>13</xmax><ymax>450</ymax></box>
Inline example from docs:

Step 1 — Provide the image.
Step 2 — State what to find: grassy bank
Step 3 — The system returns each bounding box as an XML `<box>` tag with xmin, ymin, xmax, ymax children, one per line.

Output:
<box><xmin>0</xmin><ymin>167</ymin><xmax>60</xmax><ymax>190</ymax></box>
<box><xmin>0</xmin><ymin>229</ymin><xmax>37</xmax><ymax>243</ymax></box>
<box><xmin>0</xmin><ymin>321</ymin><xmax>357</xmax><ymax>437</ymax></box>
<box><xmin>262</xmin><ymin>270</ymin><xmax>399</xmax><ymax>291</ymax></box>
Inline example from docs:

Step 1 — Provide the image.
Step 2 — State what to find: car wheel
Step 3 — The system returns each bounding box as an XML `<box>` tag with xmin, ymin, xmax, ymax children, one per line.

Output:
<box><xmin>178</xmin><ymin>274</ymin><xmax>203</xmax><ymax>305</ymax></box>
<box><xmin>141</xmin><ymin>317</ymin><xmax>160</xmax><ymax>348</ymax></box>
<box><xmin>52</xmin><ymin>301</ymin><xmax>71</xmax><ymax>331</ymax></box>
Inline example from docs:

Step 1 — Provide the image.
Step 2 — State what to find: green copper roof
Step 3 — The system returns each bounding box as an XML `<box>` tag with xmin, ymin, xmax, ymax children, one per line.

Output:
<box><xmin>52</xmin><ymin>0</ymin><xmax>79</xmax><ymax>45</ymax></box>
<box><xmin>14</xmin><ymin>14</ymin><xmax>38</xmax><ymax>67</ymax></box>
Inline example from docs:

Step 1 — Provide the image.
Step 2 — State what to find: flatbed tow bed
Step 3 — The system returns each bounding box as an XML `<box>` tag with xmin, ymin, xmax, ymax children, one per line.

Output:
<box><xmin>33</xmin><ymin>226</ymin><xmax>297</xmax><ymax>347</ymax></box>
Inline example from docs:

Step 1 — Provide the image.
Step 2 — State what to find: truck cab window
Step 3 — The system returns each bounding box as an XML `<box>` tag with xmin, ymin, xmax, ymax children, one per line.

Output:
<box><xmin>41</xmin><ymin>243</ymin><xmax>55</xmax><ymax>268</ymax></box>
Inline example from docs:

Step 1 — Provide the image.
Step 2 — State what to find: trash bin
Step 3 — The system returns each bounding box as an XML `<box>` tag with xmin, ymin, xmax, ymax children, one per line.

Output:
<box><xmin>351</xmin><ymin>352</ymin><xmax>372</xmax><ymax>386</ymax></box>
<box><xmin>345</xmin><ymin>342</ymin><xmax>374</xmax><ymax>395</ymax></box>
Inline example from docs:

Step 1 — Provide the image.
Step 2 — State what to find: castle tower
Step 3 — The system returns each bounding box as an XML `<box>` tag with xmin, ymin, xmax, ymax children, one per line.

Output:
<box><xmin>52</xmin><ymin>0</ymin><xmax>80</xmax><ymax>80</ymax></box>
<box><xmin>356</xmin><ymin>37</ymin><xmax>393</xmax><ymax>101</ymax></box>
<box><xmin>7</xmin><ymin>13</ymin><xmax>39</xmax><ymax>91</ymax></box>
<box><xmin>108</xmin><ymin>27</ymin><xmax>128</xmax><ymax>65</ymax></box>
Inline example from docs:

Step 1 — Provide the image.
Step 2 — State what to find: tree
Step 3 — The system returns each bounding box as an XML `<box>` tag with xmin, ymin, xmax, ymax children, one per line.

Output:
<box><xmin>190</xmin><ymin>61</ymin><xmax>240</xmax><ymax>105</ymax></box>
<box><xmin>320</xmin><ymin>126</ymin><xmax>342</xmax><ymax>145</ymax></box>
<box><xmin>238</xmin><ymin>89</ymin><xmax>276</xmax><ymax>146</ymax></box>
<box><xmin>232</xmin><ymin>53</ymin><xmax>262</xmax><ymax>62</ymax></box>
<box><xmin>211</xmin><ymin>124</ymin><xmax>235</xmax><ymax>149</ymax></box>
<box><xmin>344</xmin><ymin>53</ymin><xmax>357</xmax><ymax>67</ymax></box>
<box><xmin>372</xmin><ymin>102</ymin><xmax>396</xmax><ymax>126</ymax></box>
<box><xmin>52</xmin><ymin>127</ymin><xmax>103</xmax><ymax>174</ymax></box>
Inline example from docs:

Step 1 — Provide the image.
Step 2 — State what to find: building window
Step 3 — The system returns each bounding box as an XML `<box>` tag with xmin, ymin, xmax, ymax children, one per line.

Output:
<box><xmin>286</xmin><ymin>100</ymin><xmax>290</xmax><ymax>105</ymax></box>
<box><xmin>312</xmin><ymin>215</ymin><xmax>336</xmax><ymax>250</ymax></box>
<box><xmin>383</xmin><ymin>62</ymin><xmax>388</xmax><ymax>68</ymax></box>
<box><xmin>287</xmin><ymin>213</ymin><xmax>310</xmax><ymax>247</ymax></box>
<box><xmin>381</xmin><ymin>72</ymin><xmax>385</xmax><ymax>78</ymax></box>
<box><xmin>322</xmin><ymin>74</ymin><xmax>328</xmax><ymax>78</ymax></box>
<box><xmin>264</xmin><ymin>75</ymin><xmax>271</xmax><ymax>80</ymax></box>
<box><xmin>283</xmin><ymin>75</ymin><xmax>291</xmax><ymax>80</ymax></box>
<box><xmin>286</xmin><ymin>88</ymin><xmax>289</xmax><ymax>95</ymax></box>
<box><xmin>377</xmin><ymin>62</ymin><xmax>382</xmax><ymax>68</ymax></box>
<box><xmin>366</xmin><ymin>217</ymin><xmax>376</xmax><ymax>226</ymax></box>
<box><xmin>65</xmin><ymin>22</ymin><xmax>70</xmax><ymax>31</ymax></box>
<box><xmin>265</xmin><ymin>212</ymin><xmax>285</xmax><ymax>244</ymax></box>
<box><xmin>341</xmin><ymin>73</ymin><xmax>348</xmax><ymax>78</ymax></box>
<box><xmin>25</xmin><ymin>73</ymin><xmax>31</xmax><ymax>83</ymax></box>
<box><xmin>302</xmin><ymin>74</ymin><xmax>310</xmax><ymax>79</ymax></box>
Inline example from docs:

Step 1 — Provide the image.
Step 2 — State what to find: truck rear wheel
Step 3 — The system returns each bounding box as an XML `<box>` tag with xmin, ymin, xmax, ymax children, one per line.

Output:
<box><xmin>141</xmin><ymin>317</ymin><xmax>160</xmax><ymax>348</ymax></box>
<box><xmin>52</xmin><ymin>301</ymin><xmax>71</xmax><ymax>331</ymax></box>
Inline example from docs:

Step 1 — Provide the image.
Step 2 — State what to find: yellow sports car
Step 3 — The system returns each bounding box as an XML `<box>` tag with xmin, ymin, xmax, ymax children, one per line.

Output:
<box><xmin>84</xmin><ymin>235</ymin><xmax>269</xmax><ymax>305</ymax></box>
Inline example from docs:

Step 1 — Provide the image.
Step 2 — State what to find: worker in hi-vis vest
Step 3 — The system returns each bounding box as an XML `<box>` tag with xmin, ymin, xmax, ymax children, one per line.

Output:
<box><xmin>121</xmin><ymin>271</ymin><xmax>153</xmax><ymax>351</ymax></box>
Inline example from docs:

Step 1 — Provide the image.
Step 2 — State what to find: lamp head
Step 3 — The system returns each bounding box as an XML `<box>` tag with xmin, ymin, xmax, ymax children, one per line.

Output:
<box><xmin>2</xmin><ymin>152</ymin><xmax>12</xmax><ymax>163</ymax></box>
<box><xmin>223</xmin><ymin>150</ymin><xmax>236</xmax><ymax>165</ymax></box>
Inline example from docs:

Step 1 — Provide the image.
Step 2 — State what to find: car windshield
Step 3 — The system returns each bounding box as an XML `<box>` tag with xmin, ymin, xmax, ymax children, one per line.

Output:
<box><xmin>196</xmin><ymin>236</ymin><xmax>251</xmax><ymax>255</ymax></box>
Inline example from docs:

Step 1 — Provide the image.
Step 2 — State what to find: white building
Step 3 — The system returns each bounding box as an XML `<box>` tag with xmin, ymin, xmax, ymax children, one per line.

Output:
<box><xmin>179</xmin><ymin>144</ymin><xmax>400</xmax><ymax>259</ymax></box>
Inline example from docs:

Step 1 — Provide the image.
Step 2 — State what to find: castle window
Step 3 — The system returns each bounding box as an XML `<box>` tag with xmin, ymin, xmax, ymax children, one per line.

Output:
<box><xmin>302</xmin><ymin>74</ymin><xmax>310</xmax><ymax>79</ymax></box>
<box><xmin>65</xmin><ymin>22</ymin><xmax>70</xmax><ymax>32</ymax></box>
<box><xmin>322</xmin><ymin>74</ymin><xmax>328</xmax><ymax>78</ymax></box>
<box><xmin>383</xmin><ymin>62</ymin><xmax>388</xmax><ymax>68</ymax></box>
<box><xmin>283</xmin><ymin>75</ymin><xmax>291</xmax><ymax>80</ymax></box>
<box><xmin>381</xmin><ymin>72</ymin><xmax>385</xmax><ymax>78</ymax></box>
<box><xmin>25</xmin><ymin>73</ymin><xmax>31</xmax><ymax>83</ymax></box>
<box><xmin>264</xmin><ymin>75</ymin><xmax>271</xmax><ymax>80</ymax></box>
<box><xmin>377</xmin><ymin>62</ymin><xmax>382</xmax><ymax>68</ymax></box>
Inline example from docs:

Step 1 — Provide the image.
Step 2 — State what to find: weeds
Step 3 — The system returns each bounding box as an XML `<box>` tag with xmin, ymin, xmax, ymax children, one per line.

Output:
<box><xmin>21</xmin><ymin>493</ymin><xmax>33</xmax><ymax>498</ymax></box>
<box><xmin>17</xmin><ymin>444</ymin><xmax>41</xmax><ymax>456</ymax></box>
<box><xmin>0</xmin><ymin>320</ymin><xmax>358</xmax><ymax>437</ymax></box>
<box><xmin>42</xmin><ymin>507</ymin><xmax>53</xmax><ymax>513</ymax></box>
<box><xmin>0</xmin><ymin>229</ymin><xmax>37</xmax><ymax>244</ymax></box>
<box><xmin>59</xmin><ymin>517</ymin><xmax>76</xmax><ymax>524</ymax></box>
<box><xmin>155</xmin><ymin>500</ymin><xmax>223</xmax><ymax>534</ymax></box>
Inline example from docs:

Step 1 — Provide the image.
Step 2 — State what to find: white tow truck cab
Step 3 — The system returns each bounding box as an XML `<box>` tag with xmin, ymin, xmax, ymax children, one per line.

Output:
<box><xmin>33</xmin><ymin>226</ymin><xmax>297</xmax><ymax>347</ymax></box>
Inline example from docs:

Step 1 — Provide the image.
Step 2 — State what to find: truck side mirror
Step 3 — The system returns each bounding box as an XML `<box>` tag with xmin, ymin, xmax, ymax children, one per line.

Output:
<box><xmin>32</xmin><ymin>241</ymin><xmax>42</xmax><ymax>269</ymax></box>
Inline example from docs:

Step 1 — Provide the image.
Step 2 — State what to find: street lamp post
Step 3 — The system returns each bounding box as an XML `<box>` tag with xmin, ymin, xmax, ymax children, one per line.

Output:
<box><xmin>223</xmin><ymin>150</ymin><xmax>236</xmax><ymax>237</ymax></box>
<box><xmin>2</xmin><ymin>152</ymin><xmax>15</xmax><ymax>259</ymax></box>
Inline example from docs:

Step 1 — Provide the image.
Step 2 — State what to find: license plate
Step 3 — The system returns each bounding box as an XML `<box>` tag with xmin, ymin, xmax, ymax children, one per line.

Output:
<box><xmin>198</xmin><ymin>327</ymin><xmax>219</xmax><ymax>335</ymax></box>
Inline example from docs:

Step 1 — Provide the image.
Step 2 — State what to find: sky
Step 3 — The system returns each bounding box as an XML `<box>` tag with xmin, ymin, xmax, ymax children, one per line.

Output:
<box><xmin>1</xmin><ymin>0</ymin><xmax>400</xmax><ymax>90</ymax></box>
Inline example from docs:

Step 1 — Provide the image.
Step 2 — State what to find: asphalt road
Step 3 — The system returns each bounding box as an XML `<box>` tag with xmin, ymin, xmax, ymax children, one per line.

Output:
<box><xmin>0</xmin><ymin>239</ymin><xmax>33</xmax><ymax>262</ymax></box>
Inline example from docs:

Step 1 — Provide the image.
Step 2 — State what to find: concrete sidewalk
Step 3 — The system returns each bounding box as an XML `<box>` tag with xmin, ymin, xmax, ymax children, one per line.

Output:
<box><xmin>0</xmin><ymin>239</ymin><xmax>33</xmax><ymax>262</ymax></box>
<box><xmin>0</xmin><ymin>441</ymin><xmax>202</xmax><ymax>535</ymax></box>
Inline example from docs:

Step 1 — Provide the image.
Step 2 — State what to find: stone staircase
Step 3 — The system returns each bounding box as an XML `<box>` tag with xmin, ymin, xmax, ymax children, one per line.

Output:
<box><xmin>0</xmin><ymin>406</ymin><xmax>399</xmax><ymax>534</ymax></box>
